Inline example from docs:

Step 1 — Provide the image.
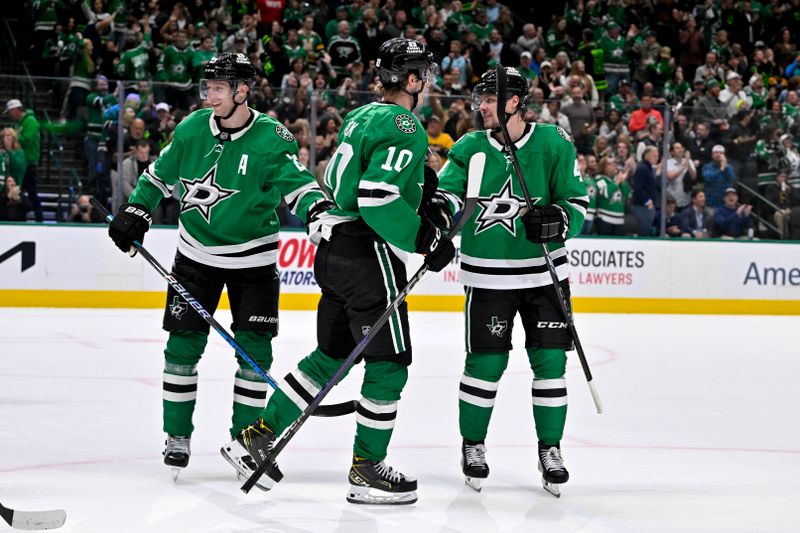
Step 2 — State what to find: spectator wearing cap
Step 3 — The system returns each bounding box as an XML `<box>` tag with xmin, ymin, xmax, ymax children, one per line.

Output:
<box><xmin>517</xmin><ymin>51</ymin><xmax>537</xmax><ymax>81</ymax></box>
<box><xmin>728</xmin><ymin>109</ymin><xmax>758</xmax><ymax>191</ymax></box>
<box><xmin>745</xmin><ymin>74</ymin><xmax>768</xmax><ymax>110</ymax></box>
<box><xmin>4</xmin><ymin>99</ymin><xmax>43</xmax><ymax>222</ymax></box>
<box><xmin>703</xmin><ymin>145</ymin><xmax>736</xmax><ymax>209</ymax></box>
<box><xmin>719</xmin><ymin>72</ymin><xmax>752</xmax><ymax>118</ymax></box>
<box><xmin>678</xmin><ymin>16</ymin><xmax>705</xmax><ymax>83</ymax></box>
<box><xmin>599</xmin><ymin>20</ymin><xmax>629</xmax><ymax>95</ymax></box>
<box><xmin>713</xmin><ymin>187</ymin><xmax>753</xmax><ymax>239</ymax></box>
<box><xmin>629</xmin><ymin>29</ymin><xmax>660</xmax><ymax>94</ymax></box>
<box><xmin>535</xmin><ymin>60</ymin><xmax>556</xmax><ymax>100</ymax></box>
<box><xmin>693</xmin><ymin>79</ymin><xmax>728</xmax><ymax>129</ymax></box>
<box><xmin>693</xmin><ymin>51</ymin><xmax>725</xmax><ymax>86</ymax></box>
<box><xmin>85</xmin><ymin>75</ymin><xmax>117</xmax><ymax>201</ymax></box>
<box><xmin>628</xmin><ymin>94</ymin><xmax>664</xmax><ymax>139</ymax></box>
<box><xmin>607</xmin><ymin>78</ymin><xmax>639</xmax><ymax>123</ymax></box>
<box><xmin>148</xmin><ymin>103</ymin><xmax>176</xmax><ymax>154</ymax></box>
<box><xmin>325</xmin><ymin>5</ymin><xmax>350</xmax><ymax>41</ymax></box>
<box><xmin>426</xmin><ymin>115</ymin><xmax>454</xmax><ymax>159</ymax></box>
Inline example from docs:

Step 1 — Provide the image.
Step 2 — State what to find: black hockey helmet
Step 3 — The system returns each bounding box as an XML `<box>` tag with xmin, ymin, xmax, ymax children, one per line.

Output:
<box><xmin>202</xmin><ymin>52</ymin><xmax>257</xmax><ymax>92</ymax></box>
<box><xmin>376</xmin><ymin>37</ymin><xmax>438</xmax><ymax>88</ymax></box>
<box><xmin>471</xmin><ymin>66</ymin><xmax>529</xmax><ymax>111</ymax></box>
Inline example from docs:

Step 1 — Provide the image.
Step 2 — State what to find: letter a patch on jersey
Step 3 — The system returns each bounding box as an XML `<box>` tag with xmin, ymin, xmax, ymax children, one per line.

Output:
<box><xmin>180</xmin><ymin>165</ymin><xmax>239</xmax><ymax>223</ymax></box>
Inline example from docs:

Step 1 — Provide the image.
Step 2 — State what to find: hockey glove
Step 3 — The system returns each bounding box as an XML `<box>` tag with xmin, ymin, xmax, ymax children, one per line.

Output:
<box><xmin>109</xmin><ymin>203</ymin><xmax>152</xmax><ymax>254</ymax></box>
<box><xmin>521</xmin><ymin>204</ymin><xmax>569</xmax><ymax>243</ymax></box>
<box><xmin>306</xmin><ymin>199</ymin><xmax>336</xmax><ymax>246</ymax></box>
<box><xmin>418</xmin><ymin>191</ymin><xmax>454</xmax><ymax>231</ymax></box>
<box><xmin>415</xmin><ymin>217</ymin><xmax>456</xmax><ymax>272</ymax></box>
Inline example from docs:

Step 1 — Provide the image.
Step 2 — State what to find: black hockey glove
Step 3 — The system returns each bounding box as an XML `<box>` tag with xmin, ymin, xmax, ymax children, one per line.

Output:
<box><xmin>109</xmin><ymin>203</ymin><xmax>152</xmax><ymax>254</ymax></box>
<box><xmin>306</xmin><ymin>199</ymin><xmax>336</xmax><ymax>245</ymax></box>
<box><xmin>521</xmin><ymin>204</ymin><xmax>569</xmax><ymax>243</ymax></box>
<box><xmin>415</xmin><ymin>217</ymin><xmax>456</xmax><ymax>272</ymax></box>
<box><xmin>418</xmin><ymin>191</ymin><xmax>454</xmax><ymax>231</ymax></box>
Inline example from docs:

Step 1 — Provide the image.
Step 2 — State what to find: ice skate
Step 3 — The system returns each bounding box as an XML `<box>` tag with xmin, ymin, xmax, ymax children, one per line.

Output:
<box><xmin>220</xmin><ymin>418</ymin><xmax>280</xmax><ymax>491</ymax></box>
<box><xmin>346</xmin><ymin>454</ymin><xmax>418</xmax><ymax>505</ymax></box>
<box><xmin>163</xmin><ymin>435</ymin><xmax>190</xmax><ymax>481</ymax></box>
<box><xmin>537</xmin><ymin>442</ymin><xmax>569</xmax><ymax>497</ymax></box>
<box><xmin>461</xmin><ymin>440</ymin><xmax>489</xmax><ymax>492</ymax></box>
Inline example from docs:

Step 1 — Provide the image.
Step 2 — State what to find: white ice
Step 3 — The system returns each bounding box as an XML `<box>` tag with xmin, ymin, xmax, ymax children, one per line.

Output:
<box><xmin>1</xmin><ymin>308</ymin><xmax>799</xmax><ymax>533</ymax></box>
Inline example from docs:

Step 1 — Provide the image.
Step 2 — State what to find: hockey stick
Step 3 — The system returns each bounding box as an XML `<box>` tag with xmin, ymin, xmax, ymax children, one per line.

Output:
<box><xmin>241</xmin><ymin>153</ymin><xmax>486</xmax><ymax>493</ymax></box>
<box><xmin>90</xmin><ymin>198</ymin><xmax>356</xmax><ymax>418</ymax></box>
<box><xmin>495</xmin><ymin>65</ymin><xmax>603</xmax><ymax>414</ymax></box>
<box><xmin>0</xmin><ymin>502</ymin><xmax>66</xmax><ymax>530</ymax></box>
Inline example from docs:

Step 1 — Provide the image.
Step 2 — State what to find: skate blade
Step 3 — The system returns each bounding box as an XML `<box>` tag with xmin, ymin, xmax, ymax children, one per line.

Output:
<box><xmin>542</xmin><ymin>479</ymin><xmax>561</xmax><ymax>498</ymax></box>
<box><xmin>171</xmin><ymin>467</ymin><xmax>182</xmax><ymax>482</ymax></box>
<box><xmin>346</xmin><ymin>485</ymin><xmax>418</xmax><ymax>505</ymax></box>
<box><xmin>465</xmin><ymin>476</ymin><xmax>483</xmax><ymax>492</ymax></box>
<box><xmin>220</xmin><ymin>446</ymin><xmax>273</xmax><ymax>492</ymax></box>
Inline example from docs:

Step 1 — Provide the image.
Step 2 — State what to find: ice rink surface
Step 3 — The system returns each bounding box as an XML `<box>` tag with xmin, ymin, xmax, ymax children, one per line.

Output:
<box><xmin>1</xmin><ymin>308</ymin><xmax>799</xmax><ymax>533</ymax></box>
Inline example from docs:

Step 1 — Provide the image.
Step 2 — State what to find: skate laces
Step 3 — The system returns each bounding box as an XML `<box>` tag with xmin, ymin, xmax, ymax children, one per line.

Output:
<box><xmin>541</xmin><ymin>447</ymin><xmax>565</xmax><ymax>471</ymax></box>
<box><xmin>166</xmin><ymin>435</ymin><xmax>190</xmax><ymax>455</ymax></box>
<box><xmin>464</xmin><ymin>443</ymin><xmax>487</xmax><ymax>466</ymax></box>
<box><xmin>375</xmin><ymin>461</ymin><xmax>405</xmax><ymax>483</ymax></box>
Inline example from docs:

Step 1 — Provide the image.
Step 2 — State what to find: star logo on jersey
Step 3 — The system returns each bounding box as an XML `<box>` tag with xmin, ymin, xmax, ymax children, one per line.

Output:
<box><xmin>474</xmin><ymin>176</ymin><xmax>535</xmax><ymax>236</ymax></box>
<box><xmin>395</xmin><ymin>114</ymin><xmax>417</xmax><ymax>134</ymax></box>
<box><xmin>169</xmin><ymin>296</ymin><xmax>188</xmax><ymax>320</ymax></box>
<box><xmin>486</xmin><ymin>316</ymin><xmax>508</xmax><ymax>338</ymax></box>
<box><xmin>179</xmin><ymin>165</ymin><xmax>239</xmax><ymax>223</ymax></box>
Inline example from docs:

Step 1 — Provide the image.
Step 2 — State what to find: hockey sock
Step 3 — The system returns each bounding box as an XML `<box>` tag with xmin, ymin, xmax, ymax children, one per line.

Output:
<box><xmin>458</xmin><ymin>352</ymin><xmax>509</xmax><ymax>443</ymax></box>
<box><xmin>163</xmin><ymin>330</ymin><xmax>207</xmax><ymax>436</ymax></box>
<box><xmin>260</xmin><ymin>347</ymin><xmax>349</xmax><ymax>435</ymax></box>
<box><xmin>230</xmin><ymin>331</ymin><xmax>273</xmax><ymax>437</ymax></box>
<box><xmin>353</xmin><ymin>360</ymin><xmax>408</xmax><ymax>461</ymax></box>
<box><xmin>527</xmin><ymin>348</ymin><xmax>568</xmax><ymax>445</ymax></box>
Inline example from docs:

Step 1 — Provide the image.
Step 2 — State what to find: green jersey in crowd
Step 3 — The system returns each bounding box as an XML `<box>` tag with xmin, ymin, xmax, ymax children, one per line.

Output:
<box><xmin>437</xmin><ymin>123</ymin><xmax>588</xmax><ymax>289</ymax></box>
<box><xmin>117</xmin><ymin>33</ymin><xmax>152</xmax><ymax>81</ymax></box>
<box><xmin>158</xmin><ymin>44</ymin><xmax>195</xmax><ymax>87</ymax></box>
<box><xmin>584</xmin><ymin>176</ymin><xmax>597</xmax><ymax>224</ymax></box>
<box><xmin>322</xmin><ymin>102</ymin><xmax>428</xmax><ymax>252</ymax></box>
<box><xmin>594</xmin><ymin>174</ymin><xmax>630</xmax><ymax>225</ymax></box>
<box><xmin>128</xmin><ymin>108</ymin><xmax>325</xmax><ymax>268</ymax></box>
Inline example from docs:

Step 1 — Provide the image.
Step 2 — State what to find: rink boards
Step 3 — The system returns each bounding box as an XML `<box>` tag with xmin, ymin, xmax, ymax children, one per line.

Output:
<box><xmin>0</xmin><ymin>223</ymin><xmax>799</xmax><ymax>314</ymax></box>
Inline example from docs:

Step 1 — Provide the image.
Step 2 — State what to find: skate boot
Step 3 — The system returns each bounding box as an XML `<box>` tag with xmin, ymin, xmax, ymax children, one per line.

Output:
<box><xmin>461</xmin><ymin>439</ymin><xmax>489</xmax><ymax>492</ymax></box>
<box><xmin>537</xmin><ymin>441</ymin><xmax>569</xmax><ymax>497</ymax></box>
<box><xmin>220</xmin><ymin>418</ymin><xmax>280</xmax><ymax>491</ymax></box>
<box><xmin>163</xmin><ymin>435</ymin><xmax>190</xmax><ymax>481</ymax></box>
<box><xmin>347</xmin><ymin>454</ymin><xmax>418</xmax><ymax>505</ymax></box>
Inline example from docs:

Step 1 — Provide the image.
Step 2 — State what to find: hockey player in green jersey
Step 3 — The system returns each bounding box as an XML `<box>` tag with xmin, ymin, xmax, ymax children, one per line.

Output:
<box><xmin>221</xmin><ymin>37</ymin><xmax>455</xmax><ymax>505</ymax></box>
<box><xmin>435</xmin><ymin>67</ymin><xmax>588</xmax><ymax>496</ymax></box>
<box><xmin>107</xmin><ymin>53</ymin><xmax>330</xmax><ymax>482</ymax></box>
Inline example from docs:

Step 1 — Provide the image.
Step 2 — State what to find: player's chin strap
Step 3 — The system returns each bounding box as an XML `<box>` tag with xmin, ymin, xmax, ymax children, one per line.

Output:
<box><xmin>217</xmin><ymin>81</ymin><xmax>249</xmax><ymax>120</ymax></box>
<box><xmin>401</xmin><ymin>83</ymin><xmax>425</xmax><ymax>110</ymax></box>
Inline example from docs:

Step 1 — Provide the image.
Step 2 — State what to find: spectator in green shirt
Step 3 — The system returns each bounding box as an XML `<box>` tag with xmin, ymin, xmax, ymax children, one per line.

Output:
<box><xmin>4</xmin><ymin>99</ymin><xmax>43</xmax><ymax>222</ymax></box>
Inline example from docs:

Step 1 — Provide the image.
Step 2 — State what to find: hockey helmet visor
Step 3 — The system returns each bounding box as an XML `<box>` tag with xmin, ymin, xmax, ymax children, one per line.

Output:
<box><xmin>471</xmin><ymin>67</ymin><xmax>529</xmax><ymax>111</ymax></box>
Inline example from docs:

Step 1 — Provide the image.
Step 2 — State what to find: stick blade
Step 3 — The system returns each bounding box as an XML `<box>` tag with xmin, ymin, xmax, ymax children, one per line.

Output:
<box><xmin>8</xmin><ymin>508</ymin><xmax>66</xmax><ymax>530</ymax></box>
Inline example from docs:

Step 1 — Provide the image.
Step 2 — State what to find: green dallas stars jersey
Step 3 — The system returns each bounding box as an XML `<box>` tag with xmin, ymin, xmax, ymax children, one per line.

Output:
<box><xmin>128</xmin><ymin>108</ymin><xmax>325</xmax><ymax>269</ymax></box>
<box><xmin>437</xmin><ymin>123</ymin><xmax>588</xmax><ymax>290</ymax></box>
<box><xmin>594</xmin><ymin>174</ymin><xmax>630</xmax><ymax>225</ymax></box>
<box><xmin>322</xmin><ymin>102</ymin><xmax>428</xmax><ymax>252</ymax></box>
